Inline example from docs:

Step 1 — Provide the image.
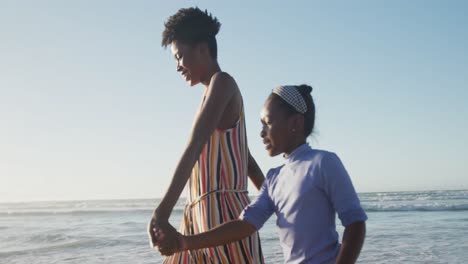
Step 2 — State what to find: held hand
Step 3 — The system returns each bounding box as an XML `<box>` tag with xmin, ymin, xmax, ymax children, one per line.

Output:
<box><xmin>147</xmin><ymin>210</ymin><xmax>169</xmax><ymax>248</ymax></box>
<box><xmin>156</xmin><ymin>224</ymin><xmax>184</xmax><ymax>256</ymax></box>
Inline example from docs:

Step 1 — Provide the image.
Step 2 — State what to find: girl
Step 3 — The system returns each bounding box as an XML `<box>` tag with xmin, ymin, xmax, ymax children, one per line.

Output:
<box><xmin>148</xmin><ymin>7</ymin><xmax>265</xmax><ymax>263</ymax></box>
<box><xmin>156</xmin><ymin>84</ymin><xmax>367</xmax><ymax>264</ymax></box>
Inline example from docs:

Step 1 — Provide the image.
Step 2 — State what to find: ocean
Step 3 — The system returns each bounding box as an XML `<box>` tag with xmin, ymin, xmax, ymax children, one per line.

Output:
<box><xmin>1</xmin><ymin>190</ymin><xmax>467</xmax><ymax>263</ymax></box>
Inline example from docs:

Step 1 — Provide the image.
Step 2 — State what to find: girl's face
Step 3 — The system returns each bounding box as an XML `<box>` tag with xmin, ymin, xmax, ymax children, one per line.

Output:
<box><xmin>171</xmin><ymin>41</ymin><xmax>204</xmax><ymax>86</ymax></box>
<box><xmin>260</xmin><ymin>99</ymin><xmax>294</xmax><ymax>157</ymax></box>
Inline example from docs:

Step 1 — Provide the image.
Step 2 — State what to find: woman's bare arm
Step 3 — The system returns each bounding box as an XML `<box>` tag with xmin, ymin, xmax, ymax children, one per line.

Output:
<box><xmin>247</xmin><ymin>150</ymin><xmax>265</xmax><ymax>190</ymax></box>
<box><xmin>154</xmin><ymin>72</ymin><xmax>239</xmax><ymax>220</ymax></box>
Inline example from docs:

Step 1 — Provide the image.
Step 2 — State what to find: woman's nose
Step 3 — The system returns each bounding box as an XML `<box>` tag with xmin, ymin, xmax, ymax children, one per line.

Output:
<box><xmin>176</xmin><ymin>64</ymin><xmax>183</xmax><ymax>72</ymax></box>
<box><xmin>260</xmin><ymin>129</ymin><xmax>266</xmax><ymax>138</ymax></box>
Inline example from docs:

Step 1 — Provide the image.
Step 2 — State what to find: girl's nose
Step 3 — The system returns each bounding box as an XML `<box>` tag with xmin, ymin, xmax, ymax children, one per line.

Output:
<box><xmin>176</xmin><ymin>64</ymin><xmax>183</xmax><ymax>72</ymax></box>
<box><xmin>260</xmin><ymin>129</ymin><xmax>266</xmax><ymax>138</ymax></box>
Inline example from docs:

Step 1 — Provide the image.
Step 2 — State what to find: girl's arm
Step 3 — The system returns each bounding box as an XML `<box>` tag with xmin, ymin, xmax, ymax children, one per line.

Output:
<box><xmin>183</xmin><ymin>219</ymin><xmax>256</xmax><ymax>251</ymax></box>
<box><xmin>156</xmin><ymin>177</ymin><xmax>275</xmax><ymax>255</ymax></box>
<box><xmin>335</xmin><ymin>221</ymin><xmax>366</xmax><ymax>264</ymax></box>
<box><xmin>320</xmin><ymin>153</ymin><xmax>367</xmax><ymax>263</ymax></box>
<box><xmin>152</xmin><ymin>73</ymin><xmax>238</xmax><ymax>221</ymax></box>
<box><xmin>158</xmin><ymin>219</ymin><xmax>256</xmax><ymax>256</ymax></box>
<box><xmin>247</xmin><ymin>150</ymin><xmax>265</xmax><ymax>190</ymax></box>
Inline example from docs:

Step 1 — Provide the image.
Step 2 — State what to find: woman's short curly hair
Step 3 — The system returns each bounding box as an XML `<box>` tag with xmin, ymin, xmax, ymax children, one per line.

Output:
<box><xmin>162</xmin><ymin>7</ymin><xmax>221</xmax><ymax>59</ymax></box>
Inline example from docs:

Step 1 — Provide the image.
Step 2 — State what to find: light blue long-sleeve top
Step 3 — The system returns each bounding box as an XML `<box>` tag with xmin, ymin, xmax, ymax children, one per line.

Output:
<box><xmin>240</xmin><ymin>143</ymin><xmax>367</xmax><ymax>264</ymax></box>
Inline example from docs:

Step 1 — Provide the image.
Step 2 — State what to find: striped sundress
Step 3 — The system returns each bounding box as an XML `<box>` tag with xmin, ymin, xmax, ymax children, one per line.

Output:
<box><xmin>164</xmin><ymin>106</ymin><xmax>264</xmax><ymax>264</ymax></box>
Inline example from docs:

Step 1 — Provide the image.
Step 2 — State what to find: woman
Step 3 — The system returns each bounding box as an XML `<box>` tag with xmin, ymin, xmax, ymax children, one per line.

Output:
<box><xmin>148</xmin><ymin>7</ymin><xmax>265</xmax><ymax>263</ymax></box>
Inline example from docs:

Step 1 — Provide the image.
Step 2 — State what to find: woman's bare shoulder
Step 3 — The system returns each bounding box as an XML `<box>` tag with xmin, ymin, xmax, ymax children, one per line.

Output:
<box><xmin>210</xmin><ymin>72</ymin><xmax>238</xmax><ymax>91</ymax></box>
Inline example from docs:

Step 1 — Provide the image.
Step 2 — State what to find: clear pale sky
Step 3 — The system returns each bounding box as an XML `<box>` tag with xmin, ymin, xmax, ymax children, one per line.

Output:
<box><xmin>1</xmin><ymin>1</ymin><xmax>467</xmax><ymax>202</ymax></box>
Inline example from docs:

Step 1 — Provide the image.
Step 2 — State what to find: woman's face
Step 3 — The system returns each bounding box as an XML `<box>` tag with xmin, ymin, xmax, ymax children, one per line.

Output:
<box><xmin>260</xmin><ymin>99</ymin><xmax>293</xmax><ymax>157</ymax></box>
<box><xmin>171</xmin><ymin>41</ymin><xmax>203</xmax><ymax>86</ymax></box>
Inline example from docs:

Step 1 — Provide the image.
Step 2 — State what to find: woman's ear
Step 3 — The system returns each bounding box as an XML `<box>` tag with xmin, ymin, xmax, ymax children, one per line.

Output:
<box><xmin>197</xmin><ymin>42</ymin><xmax>210</xmax><ymax>57</ymax></box>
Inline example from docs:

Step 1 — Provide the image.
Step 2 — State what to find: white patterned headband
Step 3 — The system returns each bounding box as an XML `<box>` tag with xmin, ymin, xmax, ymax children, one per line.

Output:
<box><xmin>272</xmin><ymin>85</ymin><xmax>307</xmax><ymax>114</ymax></box>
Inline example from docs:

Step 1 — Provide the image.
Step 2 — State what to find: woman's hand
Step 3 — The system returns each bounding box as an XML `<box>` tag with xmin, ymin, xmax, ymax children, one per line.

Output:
<box><xmin>148</xmin><ymin>210</ymin><xmax>182</xmax><ymax>256</ymax></box>
<box><xmin>156</xmin><ymin>225</ymin><xmax>184</xmax><ymax>256</ymax></box>
<box><xmin>147</xmin><ymin>210</ymin><xmax>169</xmax><ymax>248</ymax></box>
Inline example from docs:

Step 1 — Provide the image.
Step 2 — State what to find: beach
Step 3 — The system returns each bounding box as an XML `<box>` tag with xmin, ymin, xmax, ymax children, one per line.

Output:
<box><xmin>1</xmin><ymin>190</ymin><xmax>467</xmax><ymax>263</ymax></box>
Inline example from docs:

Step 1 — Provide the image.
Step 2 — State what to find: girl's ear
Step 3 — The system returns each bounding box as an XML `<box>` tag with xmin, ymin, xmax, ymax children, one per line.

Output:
<box><xmin>290</xmin><ymin>114</ymin><xmax>305</xmax><ymax>135</ymax></box>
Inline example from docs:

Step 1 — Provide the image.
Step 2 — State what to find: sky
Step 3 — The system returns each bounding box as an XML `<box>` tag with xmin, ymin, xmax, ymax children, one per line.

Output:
<box><xmin>1</xmin><ymin>0</ymin><xmax>467</xmax><ymax>202</ymax></box>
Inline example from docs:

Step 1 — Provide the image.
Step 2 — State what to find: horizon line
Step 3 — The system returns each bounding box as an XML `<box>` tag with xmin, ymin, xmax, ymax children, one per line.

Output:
<box><xmin>2</xmin><ymin>188</ymin><xmax>467</xmax><ymax>204</ymax></box>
